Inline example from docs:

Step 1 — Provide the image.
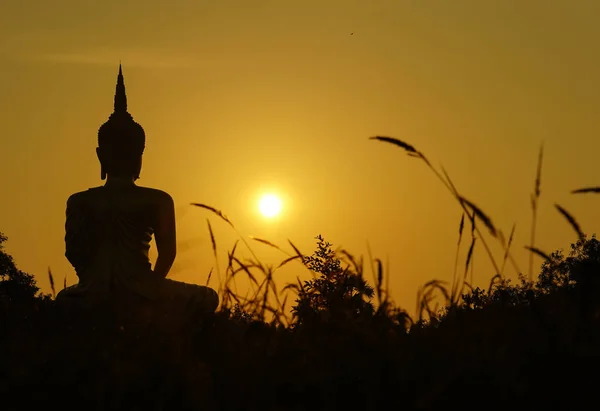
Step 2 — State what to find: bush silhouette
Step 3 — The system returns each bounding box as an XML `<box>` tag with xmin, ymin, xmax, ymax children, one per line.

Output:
<box><xmin>292</xmin><ymin>235</ymin><xmax>375</xmax><ymax>325</ymax></box>
<box><xmin>3</xmin><ymin>227</ymin><xmax>600</xmax><ymax>410</ymax></box>
<box><xmin>456</xmin><ymin>234</ymin><xmax>600</xmax><ymax>313</ymax></box>
<box><xmin>0</xmin><ymin>232</ymin><xmax>47</xmax><ymax>307</ymax></box>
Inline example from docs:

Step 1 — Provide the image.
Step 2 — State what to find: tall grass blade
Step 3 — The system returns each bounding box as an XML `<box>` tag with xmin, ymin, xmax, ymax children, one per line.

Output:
<box><xmin>206</xmin><ymin>219</ymin><xmax>222</xmax><ymax>290</ymax></box>
<box><xmin>276</xmin><ymin>255</ymin><xmax>301</xmax><ymax>269</ymax></box>
<box><xmin>451</xmin><ymin>213</ymin><xmax>466</xmax><ymax>301</ymax></box>
<box><xmin>524</xmin><ymin>246</ymin><xmax>552</xmax><ymax>262</ymax></box>
<box><xmin>534</xmin><ymin>142</ymin><xmax>544</xmax><ymax>198</ymax></box>
<box><xmin>470</xmin><ymin>251</ymin><xmax>475</xmax><ymax>286</ymax></box>
<box><xmin>287</xmin><ymin>239</ymin><xmax>304</xmax><ymax>259</ymax></box>
<box><xmin>369</xmin><ymin>136</ymin><xmax>418</xmax><ymax>154</ymax></box>
<box><xmin>459</xmin><ymin>196</ymin><xmax>497</xmax><ymax>237</ymax></box>
<box><xmin>441</xmin><ymin>165</ymin><xmax>460</xmax><ymax>199</ymax></box>
<box><xmin>529</xmin><ymin>142</ymin><xmax>544</xmax><ymax>282</ymax></box>
<box><xmin>48</xmin><ymin>267</ymin><xmax>56</xmax><ymax>299</ymax></box>
<box><xmin>464</xmin><ymin>237</ymin><xmax>476</xmax><ymax>285</ymax></box>
<box><xmin>487</xmin><ymin>274</ymin><xmax>502</xmax><ymax>293</ymax></box>
<box><xmin>282</xmin><ymin>283</ymin><xmax>300</xmax><ymax>294</ymax></box>
<box><xmin>206</xmin><ymin>219</ymin><xmax>217</xmax><ymax>261</ymax></box>
<box><xmin>191</xmin><ymin>203</ymin><xmax>235</xmax><ymax>228</ymax></box>
<box><xmin>249</xmin><ymin>236</ymin><xmax>282</xmax><ymax>251</ymax></box>
<box><xmin>571</xmin><ymin>187</ymin><xmax>600</xmax><ymax>194</ymax></box>
<box><xmin>366</xmin><ymin>241</ymin><xmax>376</xmax><ymax>287</ymax></box>
<box><xmin>375</xmin><ymin>258</ymin><xmax>383</xmax><ymax>304</ymax></box>
<box><xmin>230</xmin><ymin>256</ymin><xmax>260</xmax><ymax>287</ymax></box>
<box><xmin>206</xmin><ymin>267</ymin><xmax>213</xmax><ymax>286</ymax></box>
<box><xmin>555</xmin><ymin>203</ymin><xmax>585</xmax><ymax>242</ymax></box>
<box><xmin>501</xmin><ymin>223</ymin><xmax>516</xmax><ymax>275</ymax></box>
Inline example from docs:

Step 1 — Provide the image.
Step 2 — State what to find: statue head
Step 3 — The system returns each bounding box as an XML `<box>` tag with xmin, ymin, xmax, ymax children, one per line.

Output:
<box><xmin>97</xmin><ymin>65</ymin><xmax>145</xmax><ymax>180</ymax></box>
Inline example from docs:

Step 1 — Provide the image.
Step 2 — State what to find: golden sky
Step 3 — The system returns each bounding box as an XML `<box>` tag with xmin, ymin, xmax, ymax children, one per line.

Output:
<box><xmin>1</xmin><ymin>0</ymin><xmax>599</xmax><ymax>313</ymax></box>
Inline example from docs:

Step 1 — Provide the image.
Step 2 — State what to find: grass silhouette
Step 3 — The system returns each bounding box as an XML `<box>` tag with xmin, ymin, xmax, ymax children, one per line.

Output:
<box><xmin>2</xmin><ymin>136</ymin><xmax>600</xmax><ymax>410</ymax></box>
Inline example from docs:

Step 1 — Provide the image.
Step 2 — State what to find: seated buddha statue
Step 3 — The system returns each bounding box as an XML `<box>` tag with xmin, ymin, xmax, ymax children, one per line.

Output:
<box><xmin>56</xmin><ymin>65</ymin><xmax>218</xmax><ymax>316</ymax></box>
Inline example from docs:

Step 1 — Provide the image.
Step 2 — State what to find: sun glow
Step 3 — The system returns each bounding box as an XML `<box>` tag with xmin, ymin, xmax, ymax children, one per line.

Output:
<box><xmin>258</xmin><ymin>194</ymin><xmax>282</xmax><ymax>218</ymax></box>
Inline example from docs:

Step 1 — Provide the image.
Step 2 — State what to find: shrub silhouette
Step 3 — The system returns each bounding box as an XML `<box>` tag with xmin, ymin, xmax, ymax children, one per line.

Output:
<box><xmin>292</xmin><ymin>235</ymin><xmax>375</xmax><ymax>325</ymax></box>
<box><xmin>3</xmin><ymin>228</ymin><xmax>600</xmax><ymax>410</ymax></box>
<box><xmin>0</xmin><ymin>232</ymin><xmax>47</xmax><ymax>307</ymax></box>
<box><xmin>457</xmin><ymin>234</ymin><xmax>600</xmax><ymax>312</ymax></box>
<box><xmin>538</xmin><ymin>234</ymin><xmax>600</xmax><ymax>291</ymax></box>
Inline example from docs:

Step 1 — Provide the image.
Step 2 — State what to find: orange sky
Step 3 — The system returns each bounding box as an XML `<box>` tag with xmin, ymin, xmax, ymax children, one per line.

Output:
<box><xmin>1</xmin><ymin>0</ymin><xmax>599</xmax><ymax>314</ymax></box>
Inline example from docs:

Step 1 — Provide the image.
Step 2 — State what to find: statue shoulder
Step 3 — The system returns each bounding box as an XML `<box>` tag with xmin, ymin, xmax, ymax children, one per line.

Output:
<box><xmin>66</xmin><ymin>187</ymin><xmax>103</xmax><ymax>206</ymax></box>
<box><xmin>136</xmin><ymin>187</ymin><xmax>174</xmax><ymax>205</ymax></box>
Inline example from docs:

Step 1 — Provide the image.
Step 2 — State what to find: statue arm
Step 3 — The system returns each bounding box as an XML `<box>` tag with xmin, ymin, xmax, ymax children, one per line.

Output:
<box><xmin>153</xmin><ymin>193</ymin><xmax>176</xmax><ymax>278</ymax></box>
<box><xmin>64</xmin><ymin>194</ymin><xmax>90</xmax><ymax>275</ymax></box>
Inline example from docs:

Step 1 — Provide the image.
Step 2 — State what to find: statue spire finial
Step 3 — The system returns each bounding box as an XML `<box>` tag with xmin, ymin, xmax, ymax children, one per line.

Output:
<box><xmin>114</xmin><ymin>63</ymin><xmax>127</xmax><ymax>113</ymax></box>
<box><xmin>98</xmin><ymin>64</ymin><xmax>146</xmax><ymax>179</ymax></box>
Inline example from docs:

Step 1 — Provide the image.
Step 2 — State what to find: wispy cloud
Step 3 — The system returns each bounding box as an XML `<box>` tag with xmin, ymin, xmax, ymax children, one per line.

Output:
<box><xmin>16</xmin><ymin>47</ymin><xmax>212</xmax><ymax>69</ymax></box>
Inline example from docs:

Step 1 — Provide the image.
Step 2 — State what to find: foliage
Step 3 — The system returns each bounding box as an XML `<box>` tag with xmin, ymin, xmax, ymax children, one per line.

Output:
<box><xmin>0</xmin><ymin>232</ymin><xmax>46</xmax><ymax>306</ymax></box>
<box><xmin>457</xmin><ymin>234</ymin><xmax>600</xmax><ymax>312</ymax></box>
<box><xmin>537</xmin><ymin>234</ymin><xmax>600</xmax><ymax>292</ymax></box>
<box><xmin>3</xmin><ymin>233</ymin><xmax>600</xmax><ymax>410</ymax></box>
<box><xmin>292</xmin><ymin>235</ymin><xmax>375</xmax><ymax>325</ymax></box>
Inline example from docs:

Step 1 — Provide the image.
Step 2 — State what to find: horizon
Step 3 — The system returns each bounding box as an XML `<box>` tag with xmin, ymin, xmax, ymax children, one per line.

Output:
<box><xmin>1</xmin><ymin>0</ymin><xmax>599</xmax><ymax>313</ymax></box>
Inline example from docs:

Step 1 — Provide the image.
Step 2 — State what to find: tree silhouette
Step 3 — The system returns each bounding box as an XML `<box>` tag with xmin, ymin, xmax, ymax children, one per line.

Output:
<box><xmin>0</xmin><ymin>232</ymin><xmax>42</xmax><ymax>306</ymax></box>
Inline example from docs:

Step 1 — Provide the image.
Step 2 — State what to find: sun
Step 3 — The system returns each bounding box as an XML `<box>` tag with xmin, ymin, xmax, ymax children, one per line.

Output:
<box><xmin>258</xmin><ymin>194</ymin><xmax>282</xmax><ymax>218</ymax></box>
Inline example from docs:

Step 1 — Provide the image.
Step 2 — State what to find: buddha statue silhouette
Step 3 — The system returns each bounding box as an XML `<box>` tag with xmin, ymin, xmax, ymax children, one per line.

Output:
<box><xmin>56</xmin><ymin>65</ymin><xmax>218</xmax><ymax>315</ymax></box>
